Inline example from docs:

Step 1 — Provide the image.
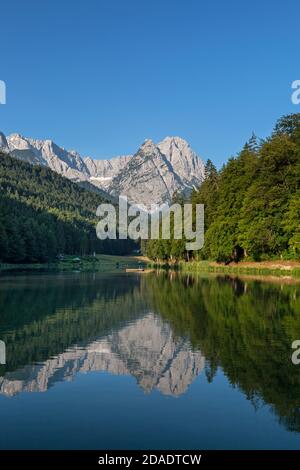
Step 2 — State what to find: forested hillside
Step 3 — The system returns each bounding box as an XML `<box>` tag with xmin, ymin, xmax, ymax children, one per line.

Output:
<box><xmin>0</xmin><ymin>152</ymin><xmax>133</xmax><ymax>263</ymax></box>
<box><xmin>145</xmin><ymin>113</ymin><xmax>300</xmax><ymax>262</ymax></box>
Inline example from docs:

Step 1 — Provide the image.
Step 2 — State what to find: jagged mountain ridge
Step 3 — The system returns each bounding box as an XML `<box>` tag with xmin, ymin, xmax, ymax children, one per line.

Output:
<box><xmin>0</xmin><ymin>131</ymin><xmax>205</xmax><ymax>205</ymax></box>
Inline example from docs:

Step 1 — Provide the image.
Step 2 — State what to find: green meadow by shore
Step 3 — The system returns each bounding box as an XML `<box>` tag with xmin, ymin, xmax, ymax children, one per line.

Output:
<box><xmin>0</xmin><ymin>254</ymin><xmax>147</xmax><ymax>273</ymax></box>
<box><xmin>3</xmin><ymin>254</ymin><xmax>300</xmax><ymax>279</ymax></box>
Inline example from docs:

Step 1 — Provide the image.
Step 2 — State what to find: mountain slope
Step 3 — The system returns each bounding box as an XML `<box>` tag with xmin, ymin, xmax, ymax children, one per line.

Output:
<box><xmin>158</xmin><ymin>136</ymin><xmax>205</xmax><ymax>188</ymax></box>
<box><xmin>7</xmin><ymin>133</ymin><xmax>90</xmax><ymax>181</ymax></box>
<box><xmin>0</xmin><ymin>152</ymin><xmax>133</xmax><ymax>262</ymax></box>
<box><xmin>84</xmin><ymin>154</ymin><xmax>131</xmax><ymax>188</ymax></box>
<box><xmin>108</xmin><ymin>139</ymin><xmax>184</xmax><ymax>205</ymax></box>
<box><xmin>0</xmin><ymin>132</ymin><xmax>8</xmax><ymax>150</ymax></box>
<box><xmin>0</xmin><ymin>131</ymin><xmax>205</xmax><ymax>205</ymax></box>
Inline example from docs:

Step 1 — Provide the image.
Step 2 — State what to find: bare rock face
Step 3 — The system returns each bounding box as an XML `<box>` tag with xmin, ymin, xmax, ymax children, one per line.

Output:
<box><xmin>84</xmin><ymin>154</ymin><xmax>132</xmax><ymax>189</ymax></box>
<box><xmin>158</xmin><ymin>136</ymin><xmax>205</xmax><ymax>189</ymax></box>
<box><xmin>107</xmin><ymin>138</ymin><xmax>205</xmax><ymax>206</ymax></box>
<box><xmin>107</xmin><ymin>139</ymin><xmax>183</xmax><ymax>206</ymax></box>
<box><xmin>0</xmin><ymin>131</ymin><xmax>9</xmax><ymax>151</ymax></box>
<box><xmin>0</xmin><ymin>130</ymin><xmax>205</xmax><ymax>205</ymax></box>
<box><xmin>0</xmin><ymin>313</ymin><xmax>205</xmax><ymax>398</ymax></box>
<box><xmin>7</xmin><ymin>133</ymin><xmax>90</xmax><ymax>181</ymax></box>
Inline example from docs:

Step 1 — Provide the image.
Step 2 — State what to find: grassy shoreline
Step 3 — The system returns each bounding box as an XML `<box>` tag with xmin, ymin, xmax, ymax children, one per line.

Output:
<box><xmin>0</xmin><ymin>255</ymin><xmax>147</xmax><ymax>274</ymax></box>
<box><xmin>148</xmin><ymin>259</ymin><xmax>300</xmax><ymax>277</ymax></box>
<box><xmin>2</xmin><ymin>255</ymin><xmax>300</xmax><ymax>278</ymax></box>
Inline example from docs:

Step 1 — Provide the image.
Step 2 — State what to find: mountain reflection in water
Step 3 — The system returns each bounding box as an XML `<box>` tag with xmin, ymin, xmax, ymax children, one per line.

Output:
<box><xmin>0</xmin><ymin>312</ymin><xmax>205</xmax><ymax>397</ymax></box>
<box><xmin>0</xmin><ymin>271</ymin><xmax>300</xmax><ymax>439</ymax></box>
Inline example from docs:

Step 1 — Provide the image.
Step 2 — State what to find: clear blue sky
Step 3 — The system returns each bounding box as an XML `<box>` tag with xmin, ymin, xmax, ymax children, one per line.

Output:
<box><xmin>0</xmin><ymin>0</ymin><xmax>299</xmax><ymax>167</ymax></box>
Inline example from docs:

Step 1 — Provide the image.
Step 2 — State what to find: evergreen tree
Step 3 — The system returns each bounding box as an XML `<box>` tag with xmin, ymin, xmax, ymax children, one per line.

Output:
<box><xmin>146</xmin><ymin>113</ymin><xmax>300</xmax><ymax>262</ymax></box>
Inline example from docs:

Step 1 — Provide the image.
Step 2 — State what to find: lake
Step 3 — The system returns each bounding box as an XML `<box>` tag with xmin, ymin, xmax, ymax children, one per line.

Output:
<box><xmin>0</xmin><ymin>271</ymin><xmax>300</xmax><ymax>449</ymax></box>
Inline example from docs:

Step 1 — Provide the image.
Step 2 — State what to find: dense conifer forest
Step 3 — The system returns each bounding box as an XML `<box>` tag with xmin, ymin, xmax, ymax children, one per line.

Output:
<box><xmin>0</xmin><ymin>152</ymin><xmax>133</xmax><ymax>263</ymax></box>
<box><xmin>145</xmin><ymin>113</ymin><xmax>300</xmax><ymax>263</ymax></box>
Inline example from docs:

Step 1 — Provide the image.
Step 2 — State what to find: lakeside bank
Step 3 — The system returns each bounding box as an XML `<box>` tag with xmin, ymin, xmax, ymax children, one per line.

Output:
<box><xmin>148</xmin><ymin>259</ymin><xmax>300</xmax><ymax>278</ymax></box>
<box><xmin>0</xmin><ymin>255</ymin><xmax>147</xmax><ymax>274</ymax></box>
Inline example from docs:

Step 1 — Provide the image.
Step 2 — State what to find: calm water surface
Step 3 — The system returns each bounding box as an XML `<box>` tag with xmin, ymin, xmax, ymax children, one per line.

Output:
<box><xmin>0</xmin><ymin>271</ymin><xmax>300</xmax><ymax>449</ymax></box>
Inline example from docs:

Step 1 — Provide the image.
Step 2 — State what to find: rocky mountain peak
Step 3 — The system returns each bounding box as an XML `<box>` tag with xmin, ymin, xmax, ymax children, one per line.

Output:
<box><xmin>158</xmin><ymin>135</ymin><xmax>205</xmax><ymax>188</ymax></box>
<box><xmin>7</xmin><ymin>133</ymin><xmax>31</xmax><ymax>150</ymax></box>
<box><xmin>0</xmin><ymin>129</ymin><xmax>205</xmax><ymax>205</ymax></box>
<box><xmin>158</xmin><ymin>135</ymin><xmax>194</xmax><ymax>161</ymax></box>
<box><xmin>137</xmin><ymin>139</ymin><xmax>160</xmax><ymax>157</ymax></box>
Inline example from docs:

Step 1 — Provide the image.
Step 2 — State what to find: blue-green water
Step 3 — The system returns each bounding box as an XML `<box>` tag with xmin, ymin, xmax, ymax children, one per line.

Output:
<box><xmin>0</xmin><ymin>271</ymin><xmax>300</xmax><ymax>449</ymax></box>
